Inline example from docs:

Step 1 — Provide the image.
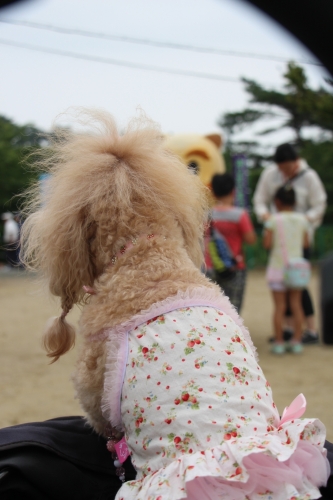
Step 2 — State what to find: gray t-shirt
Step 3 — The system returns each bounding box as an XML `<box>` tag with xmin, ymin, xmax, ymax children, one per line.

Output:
<box><xmin>253</xmin><ymin>159</ymin><xmax>326</xmax><ymax>240</ymax></box>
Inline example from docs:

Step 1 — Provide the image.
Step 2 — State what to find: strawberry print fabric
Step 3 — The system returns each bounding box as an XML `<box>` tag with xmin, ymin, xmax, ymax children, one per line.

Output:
<box><xmin>107</xmin><ymin>303</ymin><xmax>328</xmax><ymax>499</ymax></box>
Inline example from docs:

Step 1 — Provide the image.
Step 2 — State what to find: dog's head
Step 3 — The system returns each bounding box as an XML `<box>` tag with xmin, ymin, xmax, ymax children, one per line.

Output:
<box><xmin>21</xmin><ymin>110</ymin><xmax>209</xmax><ymax>359</ymax></box>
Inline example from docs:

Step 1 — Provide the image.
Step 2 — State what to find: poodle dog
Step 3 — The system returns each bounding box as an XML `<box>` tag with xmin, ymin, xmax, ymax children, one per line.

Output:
<box><xmin>21</xmin><ymin>110</ymin><xmax>329</xmax><ymax>500</ymax></box>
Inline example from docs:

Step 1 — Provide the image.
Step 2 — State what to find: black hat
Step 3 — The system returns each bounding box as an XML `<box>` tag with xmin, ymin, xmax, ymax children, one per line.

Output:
<box><xmin>273</xmin><ymin>143</ymin><xmax>299</xmax><ymax>163</ymax></box>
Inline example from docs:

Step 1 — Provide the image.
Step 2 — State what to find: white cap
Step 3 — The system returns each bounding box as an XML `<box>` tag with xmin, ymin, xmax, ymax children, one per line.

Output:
<box><xmin>1</xmin><ymin>212</ymin><xmax>14</xmax><ymax>220</ymax></box>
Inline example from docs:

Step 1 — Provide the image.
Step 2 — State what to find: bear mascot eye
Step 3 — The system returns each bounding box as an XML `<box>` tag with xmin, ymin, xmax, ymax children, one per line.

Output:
<box><xmin>188</xmin><ymin>160</ymin><xmax>199</xmax><ymax>174</ymax></box>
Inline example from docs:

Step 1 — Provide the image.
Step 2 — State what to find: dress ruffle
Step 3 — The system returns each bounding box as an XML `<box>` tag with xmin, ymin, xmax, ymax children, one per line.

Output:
<box><xmin>115</xmin><ymin>419</ymin><xmax>329</xmax><ymax>500</ymax></box>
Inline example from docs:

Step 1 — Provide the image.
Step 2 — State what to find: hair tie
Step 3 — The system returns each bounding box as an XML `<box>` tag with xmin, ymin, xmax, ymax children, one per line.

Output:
<box><xmin>83</xmin><ymin>285</ymin><xmax>96</xmax><ymax>295</ymax></box>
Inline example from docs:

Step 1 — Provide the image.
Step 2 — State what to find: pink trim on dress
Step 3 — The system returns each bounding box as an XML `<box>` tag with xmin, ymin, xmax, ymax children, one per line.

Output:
<box><xmin>91</xmin><ymin>287</ymin><xmax>256</xmax><ymax>355</ymax></box>
<box><xmin>101</xmin><ymin>286</ymin><xmax>257</xmax><ymax>430</ymax></box>
<box><xmin>101</xmin><ymin>330</ymin><xmax>129</xmax><ymax>430</ymax></box>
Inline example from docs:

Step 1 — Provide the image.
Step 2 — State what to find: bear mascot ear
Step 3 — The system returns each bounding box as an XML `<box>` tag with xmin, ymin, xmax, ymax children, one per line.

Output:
<box><xmin>204</xmin><ymin>134</ymin><xmax>223</xmax><ymax>149</ymax></box>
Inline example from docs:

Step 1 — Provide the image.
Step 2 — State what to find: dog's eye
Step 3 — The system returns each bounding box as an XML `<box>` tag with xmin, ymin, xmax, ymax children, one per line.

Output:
<box><xmin>188</xmin><ymin>161</ymin><xmax>199</xmax><ymax>175</ymax></box>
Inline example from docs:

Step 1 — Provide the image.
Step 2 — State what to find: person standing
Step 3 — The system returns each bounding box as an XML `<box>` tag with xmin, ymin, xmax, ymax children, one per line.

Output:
<box><xmin>205</xmin><ymin>173</ymin><xmax>256</xmax><ymax>313</ymax></box>
<box><xmin>263</xmin><ymin>186</ymin><xmax>310</xmax><ymax>354</ymax></box>
<box><xmin>1</xmin><ymin>212</ymin><xmax>19</xmax><ymax>268</ymax></box>
<box><xmin>253</xmin><ymin>143</ymin><xmax>327</xmax><ymax>343</ymax></box>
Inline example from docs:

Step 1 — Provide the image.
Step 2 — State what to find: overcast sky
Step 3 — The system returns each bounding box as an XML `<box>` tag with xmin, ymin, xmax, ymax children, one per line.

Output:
<box><xmin>0</xmin><ymin>0</ymin><xmax>329</xmax><ymax>145</ymax></box>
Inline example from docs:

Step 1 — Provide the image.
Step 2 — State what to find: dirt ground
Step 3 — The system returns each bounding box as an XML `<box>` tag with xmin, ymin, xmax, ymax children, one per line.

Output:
<box><xmin>1</xmin><ymin>267</ymin><xmax>332</xmax><ymax>441</ymax></box>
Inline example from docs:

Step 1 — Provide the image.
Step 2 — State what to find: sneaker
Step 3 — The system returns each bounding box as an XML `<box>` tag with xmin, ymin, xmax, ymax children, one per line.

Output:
<box><xmin>271</xmin><ymin>343</ymin><xmax>286</xmax><ymax>355</ymax></box>
<box><xmin>302</xmin><ymin>330</ymin><xmax>320</xmax><ymax>344</ymax></box>
<box><xmin>268</xmin><ymin>328</ymin><xmax>293</xmax><ymax>343</ymax></box>
<box><xmin>288</xmin><ymin>342</ymin><xmax>304</xmax><ymax>354</ymax></box>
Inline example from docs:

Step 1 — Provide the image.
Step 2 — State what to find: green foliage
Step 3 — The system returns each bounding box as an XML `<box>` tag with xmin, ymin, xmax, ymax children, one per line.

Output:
<box><xmin>219</xmin><ymin>109</ymin><xmax>268</xmax><ymax>137</ymax></box>
<box><xmin>218</xmin><ymin>62</ymin><xmax>333</xmax><ymax>226</ymax></box>
<box><xmin>0</xmin><ymin>115</ymin><xmax>45</xmax><ymax>214</ymax></box>
<box><xmin>244</xmin><ymin>236</ymin><xmax>268</xmax><ymax>269</ymax></box>
<box><xmin>219</xmin><ymin>62</ymin><xmax>333</xmax><ymax>144</ymax></box>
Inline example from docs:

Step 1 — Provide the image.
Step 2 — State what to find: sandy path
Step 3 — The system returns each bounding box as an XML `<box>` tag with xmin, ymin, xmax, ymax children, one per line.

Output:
<box><xmin>1</xmin><ymin>268</ymin><xmax>332</xmax><ymax>440</ymax></box>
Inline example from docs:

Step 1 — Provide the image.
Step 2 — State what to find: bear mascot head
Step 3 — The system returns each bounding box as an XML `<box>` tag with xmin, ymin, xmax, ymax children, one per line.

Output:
<box><xmin>164</xmin><ymin>133</ymin><xmax>225</xmax><ymax>188</ymax></box>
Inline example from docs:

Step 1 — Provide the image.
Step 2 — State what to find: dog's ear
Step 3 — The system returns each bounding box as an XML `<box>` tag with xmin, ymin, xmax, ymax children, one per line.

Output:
<box><xmin>45</xmin><ymin>210</ymin><xmax>98</xmax><ymax>361</ymax></box>
<box><xmin>47</xmin><ymin>209</ymin><xmax>97</xmax><ymax>299</ymax></box>
<box><xmin>21</xmin><ymin>198</ymin><xmax>98</xmax><ymax>361</ymax></box>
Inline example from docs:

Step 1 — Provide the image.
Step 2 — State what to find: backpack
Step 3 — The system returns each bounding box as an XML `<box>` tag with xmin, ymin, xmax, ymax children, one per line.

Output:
<box><xmin>208</xmin><ymin>224</ymin><xmax>237</xmax><ymax>278</ymax></box>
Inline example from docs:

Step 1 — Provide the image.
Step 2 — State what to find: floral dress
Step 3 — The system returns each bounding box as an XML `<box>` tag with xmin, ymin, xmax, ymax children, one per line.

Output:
<box><xmin>100</xmin><ymin>287</ymin><xmax>329</xmax><ymax>499</ymax></box>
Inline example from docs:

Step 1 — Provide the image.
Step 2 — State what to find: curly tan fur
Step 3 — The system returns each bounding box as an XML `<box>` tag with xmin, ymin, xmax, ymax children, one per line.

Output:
<box><xmin>20</xmin><ymin>109</ymin><xmax>220</xmax><ymax>434</ymax></box>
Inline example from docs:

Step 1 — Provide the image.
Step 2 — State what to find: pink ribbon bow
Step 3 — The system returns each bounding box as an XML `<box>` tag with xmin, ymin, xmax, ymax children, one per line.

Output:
<box><xmin>280</xmin><ymin>393</ymin><xmax>306</xmax><ymax>426</ymax></box>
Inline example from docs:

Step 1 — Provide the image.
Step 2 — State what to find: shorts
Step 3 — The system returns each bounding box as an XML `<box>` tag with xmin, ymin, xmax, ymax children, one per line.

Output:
<box><xmin>268</xmin><ymin>281</ymin><xmax>286</xmax><ymax>292</ymax></box>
